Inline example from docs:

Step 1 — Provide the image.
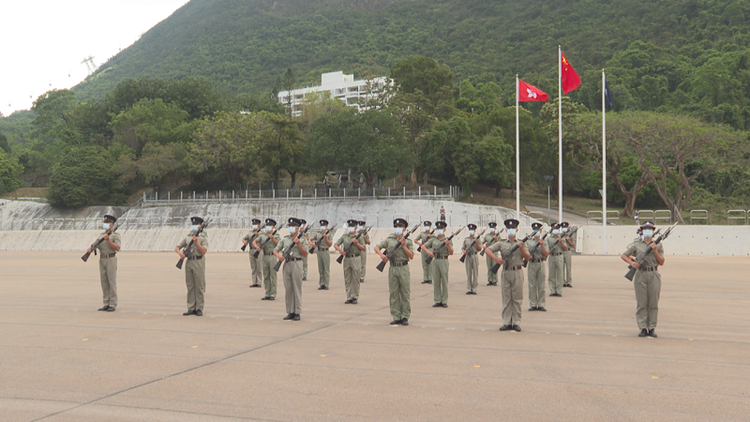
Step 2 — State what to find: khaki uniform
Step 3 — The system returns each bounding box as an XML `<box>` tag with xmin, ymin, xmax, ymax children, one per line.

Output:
<box><xmin>424</xmin><ymin>236</ymin><xmax>452</xmax><ymax>305</ymax></box>
<box><xmin>312</xmin><ymin>231</ymin><xmax>332</xmax><ymax>288</ymax></box>
<box><xmin>483</xmin><ymin>232</ymin><xmax>500</xmax><ymax>285</ymax></box>
<box><xmin>96</xmin><ymin>232</ymin><xmax>121</xmax><ymax>309</ymax></box>
<box><xmin>416</xmin><ymin>231</ymin><xmax>433</xmax><ymax>282</ymax></box>
<box><xmin>274</xmin><ymin>235</ymin><xmax>310</xmax><ymax>315</ymax></box>
<box><xmin>623</xmin><ymin>241</ymin><xmax>664</xmax><ymax>330</ymax></box>
<box><xmin>243</xmin><ymin>231</ymin><xmax>263</xmax><ymax>286</ymax></box>
<box><xmin>257</xmin><ymin>231</ymin><xmax>281</xmax><ymax>298</ymax></box>
<box><xmin>563</xmin><ymin>233</ymin><xmax>575</xmax><ymax>285</ymax></box>
<box><xmin>525</xmin><ymin>238</ymin><xmax>546</xmax><ymax>308</ymax></box>
<box><xmin>377</xmin><ymin>235</ymin><xmax>414</xmax><ymax>321</ymax></box>
<box><xmin>546</xmin><ymin>236</ymin><xmax>565</xmax><ymax>295</ymax></box>
<box><xmin>490</xmin><ymin>239</ymin><xmax>525</xmax><ymax>326</ymax></box>
<box><xmin>462</xmin><ymin>236</ymin><xmax>481</xmax><ymax>293</ymax></box>
<box><xmin>336</xmin><ymin>233</ymin><xmax>363</xmax><ymax>300</ymax></box>
<box><xmin>177</xmin><ymin>232</ymin><xmax>209</xmax><ymax>312</ymax></box>
<box><xmin>359</xmin><ymin>232</ymin><xmax>370</xmax><ymax>281</ymax></box>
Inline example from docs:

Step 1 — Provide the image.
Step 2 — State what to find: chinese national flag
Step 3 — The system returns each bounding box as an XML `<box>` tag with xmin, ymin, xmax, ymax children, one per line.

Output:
<box><xmin>518</xmin><ymin>80</ymin><xmax>549</xmax><ymax>102</ymax></box>
<box><xmin>561</xmin><ymin>52</ymin><xmax>581</xmax><ymax>94</ymax></box>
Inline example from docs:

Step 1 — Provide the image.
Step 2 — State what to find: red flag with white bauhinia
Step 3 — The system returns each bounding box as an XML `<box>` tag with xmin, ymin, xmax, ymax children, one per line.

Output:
<box><xmin>518</xmin><ymin>80</ymin><xmax>549</xmax><ymax>102</ymax></box>
<box><xmin>561</xmin><ymin>52</ymin><xmax>581</xmax><ymax>94</ymax></box>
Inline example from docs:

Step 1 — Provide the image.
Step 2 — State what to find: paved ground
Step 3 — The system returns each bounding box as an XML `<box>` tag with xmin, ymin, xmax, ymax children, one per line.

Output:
<box><xmin>2</xmin><ymin>251</ymin><xmax>749</xmax><ymax>421</ymax></box>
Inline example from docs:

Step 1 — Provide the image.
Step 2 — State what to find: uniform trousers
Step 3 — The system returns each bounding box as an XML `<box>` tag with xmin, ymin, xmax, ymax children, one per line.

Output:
<box><xmin>527</xmin><ymin>261</ymin><xmax>546</xmax><ymax>307</ymax></box>
<box><xmin>486</xmin><ymin>254</ymin><xmax>498</xmax><ymax>284</ymax></box>
<box><xmin>249</xmin><ymin>252</ymin><xmax>262</xmax><ymax>285</ymax></box>
<box><xmin>388</xmin><ymin>265</ymin><xmax>411</xmax><ymax>320</ymax></box>
<box><xmin>283</xmin><ymin>260</ymin><xmax>303</xmax><ymax>314</ymax></box>
<box><xmin>317</xmin><ymin>249</ymin><xmax>330</xmax><ymax>287</ymax></box>
<box><xmin>344</xmin><ymin>256</ymin><xmax>361</xmax><ymax>300</ymax></box>
<box><xmin>501</xmin><ymin>268</ymin><xmax>524</xmax><ymax>325</ymax></box>
<box><xmin>185</xmin><ymin>258</ymin><xmax>206</xmax><ymax>311</ymax></box>
<box><xmin>360</xmin><ymin>250</ymin><xmax>367</xmax><ymax>280</ymax></box>
<box><xmin>99</xmin><ymin>256</ymin><xmax>118</xmax><ymax>308</ymax></box>
<box><xmin>262</xmin><ymin>255</ymin><xmax>278</xmax><ymax>298</ymax></box>
<box><xmin>563</xmin><ymin>250</ymin><xmax>573</xmax><ymax>285</ymax></box>
<box><xmin>465</xmin><ymin>254</ymin><xmax>478</xmax><ymax>292</ymax></box>
<box><xmin>420</xmin><ymin>250</ymin><xmax>432</xmax><ymax>281</ymax></box>
<box><xmin>634</xmin><ymin>271</ymin><xmax>661</xmax><ymax>330</ymax></box>
<box><xmin>432</xmin><ymin>258</ymin><xmax>449</xmax><ymax>304</ymax></box>
<box><xmin>548</xmin><ymin>255</ymin><xmax>564</xmax><ymax>295</ymax></box>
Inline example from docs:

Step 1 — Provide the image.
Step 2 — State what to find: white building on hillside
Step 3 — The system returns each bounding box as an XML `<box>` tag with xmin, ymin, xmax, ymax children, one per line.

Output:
<box><xmin>277</xmin><ymin>71</ymin><xmax>389</xmax><ymax>117</ymax></box>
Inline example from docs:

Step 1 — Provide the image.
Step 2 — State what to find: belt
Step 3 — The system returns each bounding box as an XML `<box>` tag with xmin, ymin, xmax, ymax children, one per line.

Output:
<box><xmin>188</xmin><ymin>255</ymin><xmax>203</xmax><ymax>260</ymax></box>
<box><xmin>550</xmin><ymin>252</ymin><xmax>563</xmax><ymax>256</ymax></box>
<box><xmin>318</xmin><ymin>248</ymin><xmax>329</xmax><ymax>251</ymax></box>
<box><xmin>391</xmin><ymin>261</ymin><xmax>408</xmax><ymax>267</ymax></box>
<box><xmin>286</xmin><ymin>257</ymin><xmax>302</xmax><ymax>262</ymax></box>
<box><xmin>435</xmin><ymin>256</ymin><xmax>448</xmax><ymax>259</ymax></box>
<box><xmin>530</xmin><ymin>258</ymin><xmax>545</xmax><ymax>263</ymax></box>
<box><xmin>504</xmin><ymin>265</ymin><xmax>522</xmax><ymax>271</ymax></box>
<box><xmin>101</xmin><ymin>253</ymin><xmax>117</xmax><ymax>258</ymax></box>
<box><xmin>640</xmin><ymin>266</ymin><xmax>658</xmax><ymax>272</ymax></box>
<box><xmin>345</xmin><ymin>254</ymin><xmax>360</xmax><ymax>258</ymax></box>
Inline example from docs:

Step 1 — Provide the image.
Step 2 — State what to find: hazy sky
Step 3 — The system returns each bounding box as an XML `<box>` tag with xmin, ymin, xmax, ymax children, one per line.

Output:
<box><xmin>0</xmin><ymin>0</ymin><xmax>188</xmax><ymax>117</ymax></box>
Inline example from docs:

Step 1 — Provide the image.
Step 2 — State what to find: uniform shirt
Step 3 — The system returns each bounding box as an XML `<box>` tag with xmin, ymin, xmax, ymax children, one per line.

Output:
<box><xmin>489</xmin><ymin>239</ymin><xmax>524</xmax><ymax>267</ymax></box>
<box><xmin>462</xmin><ymin>236</ymin><xmax>481</xmax><ymax>255</ymax></box>
<box><xmin>377</xmin><ymin>234</ymin><xmax>414</xmax><ymax>263</ymax></box>
<box><xmin>622</xmin><ymin>241</ymin><xmax>664</xmax><ymax>269</ymax></box>
<box><xmin>424</xmin><ymin>236</ymin><xmax>453</xmax><ymax>257</ymax></box>
<box><xmin>335</xmin><ymin>233</ymin><xmax>363</xmax><ymax>256</ymax></box>
<box><xmin>312</xmin><ymin>230</ymin><xmax>332</xmax><ymax>250</ymax></box>
<box><xmin>274</xmin><ymin>235</ymin><xmax>311</xmax><ymax>259</ymax></box>
<box><xmin>243</xmin><ymin>230</ymin><xmax>261</xmax><ymax>245</ymax></box>
<box><xmin>95</xmin><ymin>231</ymin><xmax>121</xmax><ymax>255</ymax></box>
<box><xmin>416</xmin><ymin>231</ymin><xmax>432</xmax><ymax>250</ymax></box>
<box><xmin>177</xmin><ymin>231</ymin><xmax>209</xmax><ymax>258</ymax></box>
<box><xmin>526</xmin><ymin>238</ymin><xmax>546</xmax><ymax>261</ymax></box>
<box><xmin>545</xmin><ymin>236</ymin><xmax>565</xmax><ymax>255</ymax></box>
<box><xmin>257</xmin><ymin>231</ymin><xmax>281</xmax><ymax>255</ymax></box>
<box><xmin>483</xmin><ymin>232</ymin><xmax>499</xmax><ymax>249</ymax></box>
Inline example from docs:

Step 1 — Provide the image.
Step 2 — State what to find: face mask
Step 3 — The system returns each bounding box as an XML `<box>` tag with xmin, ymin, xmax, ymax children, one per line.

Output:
<box><xmin>320</xmin><ymin>226</ymin><xmax>326</xmax><ymax>231</ymax></box>
<box><xmin>103</xmin><ymin>223</ymin><xmax>110</xmax><ymax>230</ymax></box>
<box><xmin>507</xmin><ymin>228</ymin><xmax>517</xmax><ymax>237</ymax></box>
<box><xmin>436</xmin><ymin>229</ymin><xmax>444</xmax><ymax>236</ymax></box>
<box><xmin>562</xmin><ymin>227</ymin><xmax>569</xmax><ymax>233</ymax></box>
<box><xmin>643</xmin><ymin>229</ymin><xmax>654</xmax><ymax>238</ymax></box>
<box><xmin>358</xmin><ymin>225</ymin><xmax>364</xmax><ymax>230</ymax></box>
<box><xmin>468</xmin><ymin>230</ymin><xmax>475</xmax><ymax>236</ymax></box>
<box><xmin>394</xmin><ymin>227</ymin><xmax>404</xmax><ymax>235</ymax></box>
<box><xmin>552</xmin><ymin>229</ymin><xmax>560</xmax><ymax>235</ymax></box>
<box><xmin>348</xmin><ymin>227</ymin><xmax>355</xmax><ymax>233</ymax></box>
<box><xmin>288</xmin><ymin>227</ymin><xmax>297</xmax><ymax>235</ymax></box>
<box><xmin>265</xmin><ymin>226</ymin><xmax>272</xmax><ymax>232</ymax></box>
<box><xmin>425</xmin><ymin>226</ymin><xmax>431</xmax><ymax>232</ymax></box>
<box><xmin>489</xmin><ymin>228</ymin><xmax>495</xmax><ymax>233</ymax></box>
<box><xmin>191</xmin><ymin>225</ymin><xmax>199</xmax><ymax>232</ymax></box>
<box><xmin>252</xmin><ymin>225</ymin><xmax>258</xmax><ymax>230</ymax></box>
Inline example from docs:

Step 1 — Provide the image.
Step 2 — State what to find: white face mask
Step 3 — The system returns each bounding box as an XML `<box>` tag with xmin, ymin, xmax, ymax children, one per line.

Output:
<box><xmin>288</xmin><ymin>227</ymin><xmax>297</xmax><ymax>235</ymax></box>
<box><xmin>468</xmin><ymin>230</ymin><xmax>475</xmax><ymax>236</ymax></box>
<box><xmin>562</xmin><ymin>227</ymin><xmax>569</xmax><ymax>233</ymax></box>
<box><xmin>252</xmin><ymin>224</ymin><xmax>258</xmax><ymax>230</ymax></box>
<box><xmin>348</xmin><ymin>227</ymin><xmax>355</xmax><ymax>233</ymax></box>
<box><xmin>424</xmin><ymin>226</ymin><xmax>431</xmax><ymax>232</ymax></box>
<box><xmin>265</xmin><ymin>226</ymin><xmax>273</xmax><ymax>232</ymax></box>
<box><xmin>489</xmin><ymin>228</ymin><xmax>495</xmax><ymax>233</ymax></box>
<box><xmin>191</xmin><ymin>225</ymin><xmax>199</xmax><ymax>232</ymax></box>
<box><xmin>507</xmin><ymin>228</ymin><xmax>517</xmax><ymax>237</ymax></box>
<box><xmin>552</xmin><ymin>229</ymin><xmax>560</xmax><ymax>235</ymax></box>
<box><xmin>436</xmin><ymin>229</ymin><xmax>444</xmax><ymax>236</ymax></box>
<box><xmin>642</xmin><ymin>229</ymin><xmax>654</xmax><ymax>238</ymax></box>
<box><xmin>320</xmin><ymin>226</ymin><xmax>326</xmax><ymax>231</ymax></box>
<box><xmin>394</xmin><ymin>227</ymin><xmax>404</xmax><ymax>235</ymax></box>
<box><xmin>103</xmin><ymin>223</ymin><xmax>111</xmax><ymax>230</ymax></box>
<box><xmin>358</xmin><ymin>225</ymin><xmax>364</xmax><ymax>230</ymax></box>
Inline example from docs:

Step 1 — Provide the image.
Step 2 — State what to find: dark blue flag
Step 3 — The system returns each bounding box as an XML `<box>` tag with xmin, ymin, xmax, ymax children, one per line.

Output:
<box><xmin>604</xmin><ymin>77</ymin><xmax>614</xmax><ymax>108</ymax></box>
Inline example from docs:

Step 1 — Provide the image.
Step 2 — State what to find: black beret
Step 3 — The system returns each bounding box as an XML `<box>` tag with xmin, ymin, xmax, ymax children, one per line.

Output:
<box><xmin>488</xmin><ymin>222</ymin><xmax>497</xmax><ymax>228</ymax></box>
<box><xmin>288</xmin><ymin>217</ymin><xmax>302</xmax><ymax>226</ymax></box>
<box><xmin>393</xmin><ymin>218</ymin><xmax>408</xmax><ymax>227</ymax></box>
<box><xmin>103</xmin><ymin>214</ymin><xmax>117</xmax><ymax>223</ymax></box>
<box><xmin>531</xmin><ymin>222</ymin><xmax>543</xmax><ymax>230</ymax></box>
<box><xmin>319</xmin><ymin>219</ymin><xmax>329</xmax><ymax>226</ymax></box>
<box><xmin>504</xmin><ymin>219</ymin><xmax>519</xmax><ymax>229</ymax></box>
<box><xmin>358</xmin><ymin>220</ymin><xmax>366</xmax><ymax>226</ymax></box>
<box><xmin>252</xmin><ymin>218</ymin><xmax>261</xmax><ymax>224</ymax></box>
<box><xmin>347</xmin><ymin>219</ymin><xmax>359</xmax><ymax>227</ymax></box>
<box><xmin>640</xmin><ymin>221</ymin><xmax>656</xmax><ymax>229</ymax></box>
<box><xmin>552</xmin><ymin>223</ymin><xmax>561</xmax><ymax>229</ymax></box>
<box><xmin>265</xmin><ymin>218</ymin><xmax>277</xmax><ymax>226</ymax></box>
<box><xmin>467</xmin><ymin>223</ymin><xmax>477</xmax><ymax>230</ymax></box>
<box><xmin>190</xmin><ymin>216</ymin><xmax>204</xmax><ymax>225</ymax></box>
<box><xmin>435</xmin><ymin>221</ymin><xmax>447</xmax><ymax>229</ymax></box>
<box><xmin>560</xmin><ymin>221</ymin><xmax>570</xmax><ymax>228</ymax></box>
<box><xmin>423</xmin><ymin>221</ymin><xmax>432</xmax><ymax>226</ymax></box>
<box><xmin>300</xmin><ymin>219</ymin><xmax>307</xmax><ymax>225</ymax></box>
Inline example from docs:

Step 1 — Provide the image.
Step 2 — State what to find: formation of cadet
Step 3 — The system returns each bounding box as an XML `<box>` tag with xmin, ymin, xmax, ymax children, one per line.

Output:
<box><xmin>414</xmin><ymin>221</ymin><xmax>434</xmax><ymax>285</ymax></box>
<box><xmin>358</xmin><ymin>220</ymin><xmax>370</xmax><ymax>283</ymax></box>
<box><xmin>525</xmin><ymin>222</ymin><xmax>548</xmax><ymax>311</ymax></box>
<box><xmin>253</xmin><ymin>218</ymin><xmax>281</xmax><ymax>301</ymax></box>
<box><xmin>243</xmin><ymin>218</ymin><xmax>263</xmax><ymax>288</ymax></box>
<box><xmin>375</xmin><ymin>218</ymin><xmax>415</xmax><ymax>326</ymax></box>
<box><xmin>561</xmin><ymin>222</ymin><xmax>576</xmax><ymax>288</ymax></box>
<box><xmin>462</xmin><ymin>223</ymin><xmax>482</xmax><ymax>295</ymax></box>
<box><xmin>89</xmin><ymin>214</ymin><xmax>121</xmax><ymax>312</ymax></box>
<box><xmin>175</xmin><ymin>216</ymin><xmax>208</xmax><ymax>316</ymax></box>
<box><xmin>423</xmin><ymin>220</ymin><xmax>453</xmax><ymax>307</ymax></box>
<box><xmin>273</xmin><ymin>217</ymin><xmax>310</xmax><ymax>321</ymax></box>
<box><xmin>334</xmin><ymin>219</ymin><xmax>366</xmax><ymax>304</ymax></box>
<box><xmin>546</xmin><ymin>223</ymin><xmax>568</xmax><ymax>297</ymax></box>
<box><xmin>483</xmin><ymin>222</ymin><xmax>501</xmax><ymax>286</ymax></box>
<box><xmin>621</xmin><ymin>221</ymin><xmax>665</xmax><ymax>338</ymax></box>
<box><xmin>311</xmin><ymin>219</ymin><xmax>333</xmax><ymax>290</ymax></box>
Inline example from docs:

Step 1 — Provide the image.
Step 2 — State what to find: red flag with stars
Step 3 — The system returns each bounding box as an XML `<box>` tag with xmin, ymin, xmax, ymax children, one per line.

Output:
<box><xmin>561</xmin><ymin>52</ymin><xmax>581</xmax><ymax>94</ymax></box>
<box><xmin>518</xmin><ymin>80</ymin><xmax>549</xmax><ymax>102</ymax></box>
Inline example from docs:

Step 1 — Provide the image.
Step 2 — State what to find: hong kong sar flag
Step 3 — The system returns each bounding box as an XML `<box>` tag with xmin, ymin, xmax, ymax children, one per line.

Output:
<box><xmin>518</xmin><ymin>80</ymin><xmax>549</xmax><ymax>102</ymax></box>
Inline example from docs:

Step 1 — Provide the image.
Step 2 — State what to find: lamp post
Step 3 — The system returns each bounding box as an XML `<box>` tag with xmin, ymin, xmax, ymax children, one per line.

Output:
<box><xmin>544</xmin><ymin>175</ymin><xmax>554</xmax><ymax>225</ymax></box>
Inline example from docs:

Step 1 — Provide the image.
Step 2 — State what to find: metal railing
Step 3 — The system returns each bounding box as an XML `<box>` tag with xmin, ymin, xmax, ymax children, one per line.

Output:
<box><xmin>654</xmin><ymin>210</ymin><xmax>672</xmax><ymax>223</ymax></box>
<box><xmin>586</xmin><ymin>210</ymin><xmax>620</xmax><ymax>225</ymax></box>
<box><xmin>727</xmin><ymin>210</ymin><xmax>748</xmax><ymax>225</ymax></box>
<box><xmin>690</xmin><ymin>210</ymin><xmax>708</xmax><ymax>225</ymax></box>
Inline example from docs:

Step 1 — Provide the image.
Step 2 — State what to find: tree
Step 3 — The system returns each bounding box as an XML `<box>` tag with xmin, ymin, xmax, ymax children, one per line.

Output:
<box><xmin>47</xmin><ymin>146</ymin><xmax>115</xmax><ymax>207</ymax></box>
<box><xmin>259</xmin><ymin>112</ymin><xmax>305</xmax><ymax>185</ymax></box>
<box><xmin>30</xmin><ymin>89</ymin><xmax>81</xmax><ymax>145</ymax></box>
<box><xmin>423</xmin><ymin>115</ymin><xmax>481</xmax><ymax>194</ymax></box>
<box><xmin>0</xmin><ymin>148</ymin><xmax>23</xmax><ymax>194</ymax></box>
<box><xmin>110</xmin><ymin>98</ymin><xmax>191</xmax><ymax>155</ymax></box>
<box><xmin>138</xmin><ymin>143</ymin><xmax>186</xmax><ymax>190</ymax></box>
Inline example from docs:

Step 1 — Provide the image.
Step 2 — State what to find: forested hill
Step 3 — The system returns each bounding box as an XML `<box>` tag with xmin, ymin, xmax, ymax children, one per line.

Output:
<box><xmin>75</xmin><ymin>0</ymin><xmax>750</xmax><ymax>128</ymax></box>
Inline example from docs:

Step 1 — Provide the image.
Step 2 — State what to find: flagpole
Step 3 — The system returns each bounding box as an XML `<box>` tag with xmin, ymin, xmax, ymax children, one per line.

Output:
<box><xmin>558</xmin><ymin>45</ymin><xmax>563</xmax><ymax>224</ymax></box>
<box><xmin>602</xmin><ymin>70</ymin><xmax>607</xmax><ymax>255</ymax></box>
<box><xmin>516</xmin><ymin>74</ymin><xmax>520</xmax><ymax>220</ymax></box>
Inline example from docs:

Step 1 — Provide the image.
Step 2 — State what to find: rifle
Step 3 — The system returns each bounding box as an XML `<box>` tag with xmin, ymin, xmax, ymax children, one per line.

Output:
<box><xmin>523</xmin><ymin>230</ymin><xmax>549</xmax><ymax>268</ymax></box>
<box><xmin>336</xmin><ymin>225</ymin><xmax>372</xmax><ymax>264</ymax></box>
<box><xmin>489</xmin><ymin>229</ymin><xmax>539</xmax><ymax>274</ymax></box>
<box><xmin>460</xmin><ymin>227</ymin><xmax>486</xmax><ymax>263</ymax></box>
<box><xmin>81</xmin><ymin>223</ymin><xmax>121</xmax><ymax>262</ymax></box>
<box><xmin>375</xmin><ymin>223</ymin><xmax>420</xmax><ymax>272</ymax></box>
<box><xmin>253</xmin><ymin>223</ymin><xmax>286</xmax><ymax>258</ymax></box>
<box><xmin>241</xmin><ymin>229</ymin><xmax>260</xmax><ymax>251</ymax></box>
<box><xmin>416</xmin><ymin>228</ymin><xmax>435</xmax><ymax>252</ymax></box>
<box><xmin>176</xmin><ymin>218</ymin><xmax>211</xmax><ymax>269</ymax></box>
<box><xmin>274</xmin><ymin>225</ymin><xmax>312</xmax><ymax>271</ymax></box>
<box><xmin>624</xmin><ymin>222</ymin><xmax>677</xmax><ymax>281</ymax></box>
<box><xmin>480</xmin><ymin>228</ymin><xmax>506</xmax><ymax>256</ymax></box>
<box><xmin>309</xmin><ymin>224</ymin><xmax>337</xmax><ymax>254</ymax></box>
<box><xmin>425</xmin><ymin>226</ymin><xmax>464</xmax><ymax>265</ymax></box>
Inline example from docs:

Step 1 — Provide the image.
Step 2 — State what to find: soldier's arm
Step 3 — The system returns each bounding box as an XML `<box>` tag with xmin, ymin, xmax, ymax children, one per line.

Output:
<box><xmin>252</xmin><ymin>237</ymin><xmax>262</xmax><ymax>251</ymax></box>
<box><xmin>103</xmin><ymin>234</ymin><xmax>121</xmax><ymax>252</ymax></box>
<box><xmin>271</xmin><ymin>234</ymin><xmax>280</xmax><ymax>245</ymax></box>
<box><xmin>566</xmin><ymin>236</ymin><xmax>576</xmax><ymax>248</ymax></box>
<box><xmin>652</xmin><ymin>243</ymin><xmax>665</xmax><ymax>266</ymax></box>
<box><xmin>445</xmin><ymin>239</ymin><xmax>454</xmax><ymax>255</ymax></box>
<box><xmin>484</xmin><ymin>244</ymin><xmax>504</xmax><ymax>266</ymax></box>
<box><xmin>194</xmin><ymin>237</ymin><xmax>208</xmax><ymax>255</ymax></box>
<box><xmin>519</xmin><ymin>241</ymin><xmax>531</xmax><ymax>261</ymax></box>
<box><xmin>294</xmin><ymin>236</ymin><xmax>308</xmax><ymax>257</ymax></box>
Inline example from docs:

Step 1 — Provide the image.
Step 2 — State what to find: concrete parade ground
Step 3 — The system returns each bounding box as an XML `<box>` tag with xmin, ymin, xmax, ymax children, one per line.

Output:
<box><xmin>1</xmin><ymin>251</ymin><xmax>749</xmax><ymax>421</ymax></box>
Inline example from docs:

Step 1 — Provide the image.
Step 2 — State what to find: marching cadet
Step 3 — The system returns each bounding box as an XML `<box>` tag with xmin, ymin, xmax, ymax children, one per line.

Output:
<box><xmin>242</xmin><ymin>218</ymin><xmax>263</xmax><ymax>288</ymax></box>
<box><xmin>485</xmin><ymin>219</ymin><xmax>531</xmax><ymax>332</ymax></box>
<box><xmin>423</xmin><ymin>220</ymin><xmax>453</xmax><ymax>308</ymax></box>
<box><xmin>253</xmin><ymin>218</ymin><xmax>281</xmax><ymax>301</ymax></box>
<box><xmin>334</xmin><ymin>219</ymin><xmax>365</xmax><ymax>304</ymax></box>
<box><xmin>358</xmin><ymin>220</ymin><xmax>370</xmax><ymax>283</ymax></box>
<box><xmin>546</xmin><ymin>223</ymin><xmax>568</xmax><ymax>297</ymax></box>
<box><xmin>621</xmin><ymin>221</ymin><xmax>665</xmax><ymax>338</ymax></box>
<box><xmin>462</xmin><ymin>223</ymin><xmax>482</xmax><ymax>295</ymax></box>
<box><xmin>561</xmin><ymin>222</ymin><xmax>575</xmax><ymax>288</ymax></box>
<box><xmin>300</xmin><ymin>219</ymin><xmax>310</xmax><ymax>281</ymax></box>
<box><xmin>175</xmin><ymin>216</ymin><xmax>208</xmax><ymax>316</ymax></box>
<box><xmin>414</xmin><ymin>221</ymin><xmax>434</xmax><ymax>285</ymax></box>
<box><xmin>89</xmin><ymin>214</ymin><xmax>121</xmax><ymax>312</ymax></box>
<box><xmin>526</xmin><ymin>222</ymin><xmax>549</xmax><ymax>311</ymax></box>
<box><xmin>312</xmin><ymin>219</ymin><xmax>333</xmax><ymax>290</ymax></box>
<box><xmin>375</xmin><ymin>218</ymin><xmax>415</xmax><ymax>326</ymax></box>
<box><xmin>483</xmin><ymin>222</ymin><xmax>500</xmax><ymax>286</ymax></box>
<box><xmin>273</xmin><ymin>218</ymin><xmax>310</xmax><ymax>321</ymax></box>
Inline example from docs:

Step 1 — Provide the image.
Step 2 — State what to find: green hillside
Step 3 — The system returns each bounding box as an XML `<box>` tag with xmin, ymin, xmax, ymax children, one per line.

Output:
<box><xmin>74</xmin><ymin>0</ymin><xmax>750</xmax><ymax>129</ymax></box>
